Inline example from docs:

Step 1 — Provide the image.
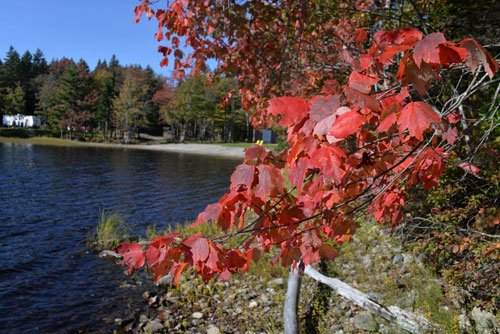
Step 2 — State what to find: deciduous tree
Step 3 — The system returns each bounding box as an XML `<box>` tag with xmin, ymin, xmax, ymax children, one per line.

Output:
<box><xmin>119</xmin><ymin>1</ymin><xmax>499</xmax><ymax>331</ymax></box>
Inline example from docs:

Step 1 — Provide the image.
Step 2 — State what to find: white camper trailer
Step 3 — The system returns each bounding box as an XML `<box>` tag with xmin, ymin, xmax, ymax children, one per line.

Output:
<box><xmin>2</xmin><ymin>114</ymin><xmax>41</xmax><ymax>128</ymax></box>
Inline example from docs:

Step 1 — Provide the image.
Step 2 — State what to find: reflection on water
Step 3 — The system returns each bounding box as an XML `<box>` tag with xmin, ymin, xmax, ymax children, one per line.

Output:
<box><xmin>0</xmin><ymin>143</ymin><xmax>238</xmax><ymax>333</ymax></box>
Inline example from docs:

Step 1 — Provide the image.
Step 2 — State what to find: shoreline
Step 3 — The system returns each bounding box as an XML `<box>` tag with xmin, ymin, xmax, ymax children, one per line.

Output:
<box><xmin>0</xmin><ymin>137</ymin><xmax>245</xmax><ymax>159</ymax></box>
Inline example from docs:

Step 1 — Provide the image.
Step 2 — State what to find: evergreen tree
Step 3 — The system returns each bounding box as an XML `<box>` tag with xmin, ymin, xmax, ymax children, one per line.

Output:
<box><xmin>32</xmin><ymin>49</ymin><xmax>48</xmax><ymax>77</ymax></box>
<box><xmin>1</xmin><ymin>47</ymin><xmax>21</xmax><ymax>87</ymax></box>
<box><xmin>55</xmin><ymin>59</ymin><xmax>97</xmax><ymax>132</ymax></box>
<box><xmin>4</xmin><ymin>82</ymin><xmax>25</xmax><ymax>116</ymax></box>
<box><xmin>35</xmin><ymin>58</ymin><xmax>74</xmax><ymax>129</ymax></box>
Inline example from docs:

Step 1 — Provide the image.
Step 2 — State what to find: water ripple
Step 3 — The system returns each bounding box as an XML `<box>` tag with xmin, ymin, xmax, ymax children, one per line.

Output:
<box><xmin>0</xmin><ymin>143</ymin><xmax>238</xmax><ymax>333</ymax></box>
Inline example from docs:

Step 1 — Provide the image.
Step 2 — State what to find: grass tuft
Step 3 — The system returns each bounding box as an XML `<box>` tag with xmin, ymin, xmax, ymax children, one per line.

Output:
<box><xmin>88</xmin><ymin>210</ymin><xmax>128</xmax><ymax>251</ymax></box>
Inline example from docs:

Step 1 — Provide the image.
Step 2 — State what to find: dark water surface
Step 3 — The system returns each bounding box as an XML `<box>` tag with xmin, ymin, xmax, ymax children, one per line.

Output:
<box><xmin>0</xmin><ymin>143</ymin><xmax>239</xmax><ymax>333</ymax></box>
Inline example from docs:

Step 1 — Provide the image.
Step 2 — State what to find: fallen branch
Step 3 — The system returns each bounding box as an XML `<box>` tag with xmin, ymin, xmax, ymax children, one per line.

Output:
<box><xmin>303</xmin><ymin>265</ymin><xmax>435</xmax><ymax>334</ymax></box>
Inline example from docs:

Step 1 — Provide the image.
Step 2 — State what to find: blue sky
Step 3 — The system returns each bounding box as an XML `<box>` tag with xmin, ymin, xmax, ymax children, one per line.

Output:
<box><xmin>0</xmin><ymin>0</ymin><xmax>175</xmax><ymax>74</ymax></box>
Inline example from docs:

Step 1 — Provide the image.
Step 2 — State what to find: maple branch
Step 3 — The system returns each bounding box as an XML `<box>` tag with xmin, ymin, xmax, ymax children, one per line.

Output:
<box><xmin>258</xmin><ymin>141</ymin><xmax>426</xmax><ymax>242</ymax></box>
<box><xmin>213</xmin><ymin>182</ymin><xmax>301</xmax><ymax>244</ymax></box>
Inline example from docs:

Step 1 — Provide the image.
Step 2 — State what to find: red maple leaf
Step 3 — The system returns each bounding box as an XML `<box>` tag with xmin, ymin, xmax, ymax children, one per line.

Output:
<box><xmin>458</xmin><ymin>162</ymin><xmax>481</xmax><ymax>177</ymax></box>
<box><xmin>354</xmin><ymin>28</ymin><xmax>368</xmax><ymax>47</ymax></box>
<box><xmin>348</xmin><ymin>72</ymin><xmax>380</xmax><ymax>94</ymax></box>
<box><xmin>268</xmin><ymin>97</ymin><xmax>309</xmax><ymax>127</ymax></box>
<box><xmin>309</xmin><ymin>95</ymin><xmax>340</xmax><ymax>122</ymax></box>
<box><xmin>230</xmin><ymin>164</ymin><xmax>255</xmax><ymax>189</ymax></box>
<box><xmin>398</xmin><ymin>102</ymin><xmax>442</xmax><ymax>140</ymax></box>
<box><xmin>330</xmin><ymin>109</ymin><xmax>366</xmax><ymax>138</ymax></box>
<box><xmin>183</xmin><ymin>234</ymin><xmax>210</xmax><ymax>264</ymax></box>
<box><xmin>460</xmin><ymin>38</ymin><xmax>499</xmax><ymax>79</ymax></box>
<box><xmin>116</xmin><ymin>243</ymin><xmax>145</xmax><ymax>275</ymax></box>
<box><xmin>194</xmin><ymin>202</ymin><xmax>221</xmax><ymax>225</ymax></box>
<box><xmin>255</xmin><ymin>165</ymin><xmax>284</xmax><ymax>201</ymax></box>
<box><xmin>413</xmin><ymin>32</ymin><xmax>446</xmax><ymax>68</ymax></box>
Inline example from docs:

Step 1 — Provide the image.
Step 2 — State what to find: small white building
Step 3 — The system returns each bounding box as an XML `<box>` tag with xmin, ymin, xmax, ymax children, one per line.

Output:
<box><xmin>2</xmin><ymin>114</ymin><xmax>41</xmax><ymax>128</ymax></box>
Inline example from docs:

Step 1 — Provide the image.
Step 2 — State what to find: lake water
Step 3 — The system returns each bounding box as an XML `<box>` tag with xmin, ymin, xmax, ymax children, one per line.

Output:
<box><xmin>0</xmin><ymin>143</ymin><xmax>239</xmax><ymax>333</ymax></box>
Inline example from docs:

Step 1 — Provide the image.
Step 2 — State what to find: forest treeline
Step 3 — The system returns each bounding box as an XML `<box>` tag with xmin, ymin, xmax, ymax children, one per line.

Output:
<box><xmin>0</xmin><ymin>46</ymin><xmax>249</xmax><ymax>142</ymax></box>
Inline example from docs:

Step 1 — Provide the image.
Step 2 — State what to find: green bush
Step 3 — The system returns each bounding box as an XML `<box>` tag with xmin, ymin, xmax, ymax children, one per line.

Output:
<box><xmin>0</xmin><ymin>127</ymin><xmax>63</xmax><ymax>138</ymax></box>
<box><xmin>33</xmin><ymin>129</ymin><xmax>61</xmax><ymax>138</ymax></box>
<box><xmin>0</xmin><ymin>128</ymin><xmax>31</xmax><ymax>138</ymax></box>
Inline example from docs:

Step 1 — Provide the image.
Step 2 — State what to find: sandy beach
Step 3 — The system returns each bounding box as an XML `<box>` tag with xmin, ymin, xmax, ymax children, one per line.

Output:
<box><xmin>133</xmin><ymin>143</ymin><xmax>245</xmax><ymax>158</ymax></box>
<box><xmin>0</xmin><ymin>137</ymin><xmax>245</xmax><ymax>159</ymax></box>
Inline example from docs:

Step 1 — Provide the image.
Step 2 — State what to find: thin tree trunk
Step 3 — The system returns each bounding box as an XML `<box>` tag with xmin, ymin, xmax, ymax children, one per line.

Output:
<box><xmin>284</xmin><ymin>266</ymin><xmax>301</xmax><ymax>334</ymax></box>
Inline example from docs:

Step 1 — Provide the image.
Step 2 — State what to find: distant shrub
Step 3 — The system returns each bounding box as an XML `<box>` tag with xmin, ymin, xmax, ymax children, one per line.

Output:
<box><xmin>33</xmin><ymin>129</ymin><xmax>61</xmax><ymax>138</ymax></box>
<box><xmin>0</xmin><ymin>128</ymin><xmax>30</xmax><ymax>138</ymax></box>
<box><xmin>0</xmin><ymin>127</ymin><xmax>62</xmax><ymax>138</ymax></box>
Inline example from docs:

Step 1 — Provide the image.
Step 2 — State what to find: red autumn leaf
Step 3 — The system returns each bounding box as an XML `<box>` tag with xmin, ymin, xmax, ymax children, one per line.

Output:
<box><xmin>194</xmin><ymin>202</ymin><xmax>221</xmax><ymax>225</ymax></box>
<box><xmin>205</xmin><ymin>242</ymin><xmax>222</xmax><ymax>271</ymax></box>
<box><xmin>348</xmin><ymin>72</ymin><xmax>380</xmax><ymax>94</ymax></box>
<box><xmin>377</xmin><ymin>97</ymin><xmax>400</xmax><ymax>133</ymax></box>
<box><xmin>379</xmin><ymin>45</ymin><xmax>411</xmax><ymax>64</ymax></box>
<box><xmin>413</xmin><ymin>32</ymin><xmax>446</xmax><ymax>68</ymax></box>
<box><xmin>403</xmin><ymin>60</ymin><xmax>438</xmax><ymax>95</ymax></box>
<box><xmin>224</xmin><ymin>249</ymin><xmax>247</xmax><ymax>272</ymax></box>
<box><xmin>159</xmin><ymin>57</ymin><xmax>169</xmax><ymax>67</ymax></box>
<box><xmin>268</xmin><ymin>97</ymin><xmax>309</xmax><ymax>127</ymax></box>
<box><xmin>244</xmin><ymin>145</ymin><xmax>268</xmax><ymax>162</ymax></box>
<box><xmin>460</xmin><ymin>38</ymin><xmax>499</xmax><ymax>79</ymax></box>
<box><xmin>458</xmin><ymin>162</ymin><xmax>481</xmax><ymax>177</ymax></box>
<box><xmin>443</xmin><ymin>126</ymin><xmax>458</xmax><ymax>145</ymax></box>
<box><xmin>288</xmin><ymin>158</ymin><xmax>309</xmax><ymax>193</ymax></box>
<box><xmin>230</xmin><ymin>164</ymin><xmax>255</xmax><ymax>189</ymax></box>
<box><xmin>309</xmin><ymin>95</ymin><xmax>340</xmax><ymax>122</ymax></box>
<box><xmin>341</xmin><ymin>49</ymin><xmax>362</xmax><ymax>71</ymax></box>
<box><xmin>183</xmin><ymin>234</ymin><xmax>210</xmax><ymax>264</ymax></box>
<box><xmin>344</xmin><ymin>87</ymin><xmax>381</xmax><ymax>111</ymax></box>
<box><xmin>146</xmin><ymin>234</ymin><xmax>180</xmax><ymax>266</ymax></box>
<box><xmin>377</xmin><ymin>111</ymin><xmax>397</xmax><ymax>133</ymax></box>
<box><xmin>299</xmin><ymin>230</ymin><xmax>322</xmax><ymax>265</ymax></box>
<box><xmin>354</xmin><ymin>28</ymin><xmax>368</xmax><ymax>47</ymax></box>
<box><xmin>255</xmin><ymin>165</ymin><xmax>283</xmax><ymax>201</ymax></box>
<box><xmin>309</xmin><ymin>146</ymin><xmax>345</xmax><ymax>184</ymax></box>
<box><xmin>438</xmin><ymin>43</ymin><xmax>468</xmax><ymax>66</ymax></box>
<box><xmin>313</xmin><ymin>114</ymin><xmax>336</xmax><ymax>137</ymax></box>
<box><xmin>172</xmin><ymin>262</ymin><xmax>188</xmax><ymax>285</ymax></box>
<box><xmin>330</xmin><ymin>109</ymin><xmax>365</xmax><ymax>138</ymax></box>
<box><xmin>446</xmin><ymin>110</ymin><xmax>461</xmax><ymax>124</ymax></box>
<box><xmin>321</xmin><ymin>79</ymin><xmax>342</xmax><ymax>95</ymax></box>
<box><xmin>116</xmin><ymin>243</ymin><xmax>145</xmax><ymax>275</ymax></box>
<box><xmin>384</xmin><ymin>28</ymin><xmax>423</xmax><ymax>46</ymax></box>
<box><xmin>398</xmin><ymin>102</ymin><xmax>442</xmax><ymax>140</ymax></box>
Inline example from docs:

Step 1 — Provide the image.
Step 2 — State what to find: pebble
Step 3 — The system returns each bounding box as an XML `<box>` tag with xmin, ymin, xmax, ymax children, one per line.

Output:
<box><xmin>98</xmin><ymin>250</ymin><xmax>122</xmax><ymax>258</ymax></box>
<box><xmin>267</xmin><ymin>278</ymin><xmax>284</xmax><ymax>287</ymax></box>
<box><xmin>192</xmin><ymin>312</ymin><xmax>204</xmax><ymax>319</ymax></box>
<box><xmin>143</xmin><ymin>318</ymin><xmax>164</xmax><ymax>333</ymax></box>
<box><xmin>392</xmin><ymin>254</ymin><xmax>403</xmax><ymax>264</ymax></box>
<box><xmin>206</xmin><ymin>325</ymin><xmax>221</xmax><ymax>334</ymax></box>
